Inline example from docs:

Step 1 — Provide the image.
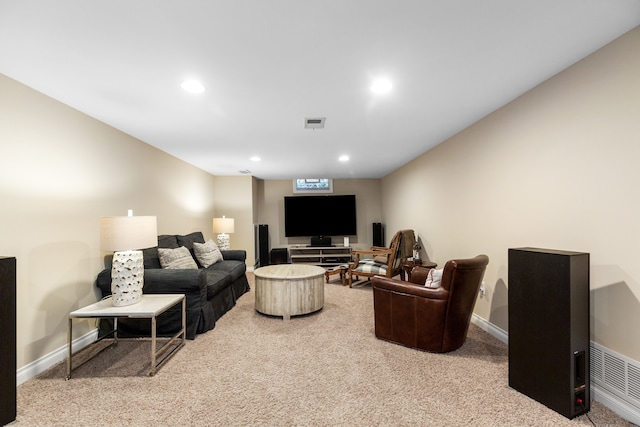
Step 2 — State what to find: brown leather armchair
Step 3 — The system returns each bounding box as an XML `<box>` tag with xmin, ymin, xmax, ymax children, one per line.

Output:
<box><xmin>372</xmin><ymin>254</ymin><xmax>489</xmax><ymax>353</ymax></box>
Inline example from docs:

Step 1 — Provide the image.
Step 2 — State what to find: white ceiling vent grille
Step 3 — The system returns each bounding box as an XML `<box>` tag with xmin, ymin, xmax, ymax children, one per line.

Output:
<box><xmin>304</xmin><ymin>117</ymin><xmax>326</xmax><ymax>129</ymax></box>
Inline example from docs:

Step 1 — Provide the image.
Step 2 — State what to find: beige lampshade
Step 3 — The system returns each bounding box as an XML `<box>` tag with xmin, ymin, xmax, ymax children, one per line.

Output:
<box><xmin>213</xmin><ymin>217</ymin><xmax>235</xmax><ymax>234</ymax></box>
<box><xmin>100</xmin><ymin>216</ymin><xmax>158</xmax><ymax>251</ymax></box>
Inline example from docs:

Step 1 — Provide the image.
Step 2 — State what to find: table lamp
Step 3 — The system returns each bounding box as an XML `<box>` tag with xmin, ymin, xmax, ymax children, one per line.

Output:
<box><xmin>100</xmin><ymin>211</ymin><xmax>158</xmax><ymax>306</ymax></box>
<box><xmin>213</xmin><ymin>216</ymin><xmax>234</xmax><ymax>250</ymax></box>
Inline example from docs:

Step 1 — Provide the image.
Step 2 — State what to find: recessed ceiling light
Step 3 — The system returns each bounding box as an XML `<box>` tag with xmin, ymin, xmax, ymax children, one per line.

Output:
<box><xmin>250</xmin><ymin>156</ymin><xmax>261</xmax><ymax>162</ymax></box>
<box><xmin>339</xmin><ymin>155</ymin><xmax>350</xmax><ymax>162</ymax></box>
<box><xmin>181</xmin><ymin>79</ymin><xmax>205</xmax><ymax>94</ymax></box>
<box><xmin>370</xmin><ymin>78</ymin><xmax>392</xmax><ymax>94</ymax></box>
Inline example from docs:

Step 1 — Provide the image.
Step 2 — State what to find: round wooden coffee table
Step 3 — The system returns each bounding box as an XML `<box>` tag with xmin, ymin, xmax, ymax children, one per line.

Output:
<box><xmin>254</xmin><ymin>264</ymin><xmax>325</xmax><ymax>320</ymax></box>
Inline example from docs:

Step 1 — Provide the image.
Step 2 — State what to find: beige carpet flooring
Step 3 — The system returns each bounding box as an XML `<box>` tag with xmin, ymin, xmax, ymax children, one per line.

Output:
<box><xmin>15</xmin><ymin>273</ymin><xmax>633</xmax><ymax>426</ymax></box>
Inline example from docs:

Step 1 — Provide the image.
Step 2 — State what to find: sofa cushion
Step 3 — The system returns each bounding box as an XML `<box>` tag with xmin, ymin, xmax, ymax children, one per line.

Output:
<box><xmin>193</xmin><ymin>240</ymin><xmax>223</xmax><ymax>268</ymax></box>
<box><xmin>210</xmin><ymin>259</ymin><xmax>246</xmax><ymax>282</ymax></box>
<box><xmin>143</xmin><ymin>235</ymin><xmax>180</xmax><ymax>269</ymax></box>
<box><xmin>158</xmin><ymin>247</ymin><xmax>199</xmax><ymax>269</ymax></box>
<box><xmin>177</xmin><ymin>232</ymin><xmax>205</xmax><ymax>250</ymax></box>
<box><xmin>203</xmin><ymin>259</ymin><xmax>247</xmax><ymax>298</ymax></box>
<box><xmin>177</xmin><ymin>232</ymin><xmax>206</xmax><ymax>266</ymax></box>
<box><xmin>143</xmin><ymin>248</ymin><xmax>162</xmax><ymax>269</ymax></box>
<box><xmin>352</xmin><ymin>259</ymin><xmax>387</xmax><ymax>275</ymax></box>
<box><xmin>158</xmin><ymin>235</ymin><xmax>179</xmax><ymax>248</ymax></box>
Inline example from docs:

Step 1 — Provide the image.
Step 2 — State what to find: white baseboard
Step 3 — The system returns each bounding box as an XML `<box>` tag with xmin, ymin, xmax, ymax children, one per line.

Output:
<box><xmin>471</xmin><ymin>313</ymin><xmax>508</xmax><ymax>344</ymax></box>
<box><xmin>471</xmin><ymin>314</ymin><xmax>640</xmax><ymax>425</ymax></box>
<box><xmin>592</xmin><ymin>384</ymin><xmax>640</xmax><ymax>425</ymax></box>
<box><xmin>16</xmin><ymin>329</ymin><xmax>97</xmax><ymax>386</ymax></box>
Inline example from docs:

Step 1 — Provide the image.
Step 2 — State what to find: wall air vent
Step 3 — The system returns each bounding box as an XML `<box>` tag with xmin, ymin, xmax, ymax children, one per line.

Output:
<box><xmin>591</xmin><ymin>341</ymin><xmax>640</xmax><ymax>411</ymax></box>
<box><xmin>304</xmin><ymin>117</ymin><xmax>326</xmax><ymax>129</ymax></box>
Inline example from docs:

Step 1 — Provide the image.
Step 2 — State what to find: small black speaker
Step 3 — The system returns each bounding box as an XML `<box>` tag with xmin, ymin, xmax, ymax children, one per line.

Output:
<box><xmin>373</xmin><ymin>223</ymin><xmax>384</xmax><ymax>247</ymax></box>
<box><xmin>270</xmin><ymin>248</ymin><xmax>289</xmax><ymax>265</ymax></box>
<box><xmin>310</xmin><ymin>236</ymin><xmax>332</xmax><ymax>247</ymax></box>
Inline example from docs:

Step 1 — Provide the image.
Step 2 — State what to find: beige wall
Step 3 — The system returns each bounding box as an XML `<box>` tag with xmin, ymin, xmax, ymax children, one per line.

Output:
<box><xmin>382</xmin><ymin>26</ymin><xmax>640</xmax><ymax>360</ymax></box>
<box><xmin>0</xmin><ymin>74</ymin><xmax>220</xmax><ymax>369</ymax></box>
<box><xmin>255</xmin><ymin>179</ymin><xmax>382</xmax><ymax>251</ymax></box>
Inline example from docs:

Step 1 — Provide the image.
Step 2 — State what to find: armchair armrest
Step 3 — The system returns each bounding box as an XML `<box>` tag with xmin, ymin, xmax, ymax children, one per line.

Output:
<box><xmin>352</xmin><ymin>248</ymin><xmax>392</xmax><ymax>256</ymax></box>
<box><xmin>409</xmin><ymin>265</ymin><xmax>434</xmax><ymax>285</ymax></box>
<box><xmin>143</xmin><ymin>269</ymin><xmax>206</xmax><ymax>295</ymax></box>
<box><xmin>371</xmin><ymin>275</ymin><xmax>448</xmax><ymax>300</ymax></box>
<box><xmin>221</xmin><ymin>249</ymin><xmax>246</xmax><ymax>262</ymax></box>
<box><xmin>351</xmin><ymin>248</ymin><xmax>392</xmax><ymax>268</ymax></box>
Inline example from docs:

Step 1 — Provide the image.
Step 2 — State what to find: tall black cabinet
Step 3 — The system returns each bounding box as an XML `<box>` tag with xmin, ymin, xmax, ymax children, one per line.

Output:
<box><xmin>508</xmin><ymin>248</ymin><xmax>590</xmax><ymax>419</ymax></box>
<box><xmin>0</xmin><ymin>257</ymin><xmax>16</xmax><ymax>425</ymax></box>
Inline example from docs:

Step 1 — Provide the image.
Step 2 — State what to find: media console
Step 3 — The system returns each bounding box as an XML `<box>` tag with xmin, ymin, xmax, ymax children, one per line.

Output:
<box><xmin>289</xmin><ymin>245</ymin><xmax>352</xmax><ymax>268</ymax></box>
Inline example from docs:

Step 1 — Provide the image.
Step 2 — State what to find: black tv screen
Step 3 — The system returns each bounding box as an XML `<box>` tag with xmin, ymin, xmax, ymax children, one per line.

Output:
<box><xmin>284</xmin><ymin>195</ymin><xmax>357</xmax><ymax>237</ymax></box>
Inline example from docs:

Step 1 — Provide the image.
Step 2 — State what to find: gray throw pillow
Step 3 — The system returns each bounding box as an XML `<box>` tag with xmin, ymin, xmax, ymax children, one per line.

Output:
<box><xmin>158</xmin><ymin>246</ymin><xmax>199</xmax><ymax>269</ymax></box>
<box><xmin>193</xmin><ymin>240</ymin><xmax>223</xmax><ymax>268</ymax></box>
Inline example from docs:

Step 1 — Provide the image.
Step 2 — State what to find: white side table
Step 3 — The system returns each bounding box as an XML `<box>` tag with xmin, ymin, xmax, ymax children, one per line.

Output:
<box><xmin>66</xmin><ymin>294</ymin><xmax>186</xmax><ymax>379</ymax></box>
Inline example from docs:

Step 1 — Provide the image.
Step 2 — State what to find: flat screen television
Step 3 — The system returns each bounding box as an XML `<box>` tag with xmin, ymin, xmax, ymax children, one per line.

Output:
<box><xmin>284</xmin><ymin>195</ymin><xmax>357</xmax><ymax>237</ymax></box>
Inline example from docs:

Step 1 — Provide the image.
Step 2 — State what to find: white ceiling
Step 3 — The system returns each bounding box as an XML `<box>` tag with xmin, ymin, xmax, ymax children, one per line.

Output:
<box><xmin>2</xmin><ymin>1</ymin><xmax>639</xmax><ymax>179</ymax></box>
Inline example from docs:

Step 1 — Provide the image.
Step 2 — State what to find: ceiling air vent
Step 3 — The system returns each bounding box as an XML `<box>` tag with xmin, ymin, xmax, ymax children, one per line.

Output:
<box><xmin>304</xmin><ymin>117</ymin><xmax>326</xmax><ymax>129</ymax></box>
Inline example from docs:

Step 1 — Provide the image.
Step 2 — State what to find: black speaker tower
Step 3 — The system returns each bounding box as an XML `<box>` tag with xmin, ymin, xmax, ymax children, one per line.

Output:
<box><xmin>0</xmin><ymin>257</ymin><xmax>16</xmax><ymax>425</ymax></box>
<box><xmin>508</xmin><ymin>247</ymin><xmax>590</xmax><ymax>419</ymax></box>
<box><xmin>373</xmin><ymin>222</ymin><xmax>384</xmax><ymax>247</ymax></box>
<box><xmin>254</xmin><ymin>224</ymin><xmax>269</xmax><ymax>268</ymax></box>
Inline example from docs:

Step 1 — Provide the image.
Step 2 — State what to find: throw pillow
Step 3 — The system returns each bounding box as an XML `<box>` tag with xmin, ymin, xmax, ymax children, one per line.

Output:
<box><xmin>425</xmin><ymin>268</ymin><xmax>443</xmax><ymax>288</ymax></box>
<box><xmin>373</xmin><ymin>254</ymin><xmax>388</xmax><ymax>264</ymax></box>
<box><xmin>144</xmin><ymin>235</ymin><xmax>181</xmax><ymax>269</ymax></box>
<box><xmin>193</xmin><ymin>240</ymin><xmax>223</xmax><ymax>268</ymax></box>
<box><xmin>158</xmin><ymin>246</ymin><xmax>198</xmax><ymax>270</ymax></box>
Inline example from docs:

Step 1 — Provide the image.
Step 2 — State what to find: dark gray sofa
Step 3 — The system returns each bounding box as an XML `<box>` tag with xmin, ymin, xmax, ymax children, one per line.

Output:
<box><xmin>96</xmin><ymin>231</ymin><xmax>250</xmax><ymax>339</ymax></box>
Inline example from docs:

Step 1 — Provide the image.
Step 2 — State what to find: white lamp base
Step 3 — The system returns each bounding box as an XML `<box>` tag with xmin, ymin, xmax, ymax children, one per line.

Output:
<box><xmin>217</xmin><ymin>233</ymin><xmax>230</xmax><ymax>250</ymax></box>
<box><xmin>111</xmin><ymin>250</ymin><xmax>144</xmax><ymax>306</ymax></box>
